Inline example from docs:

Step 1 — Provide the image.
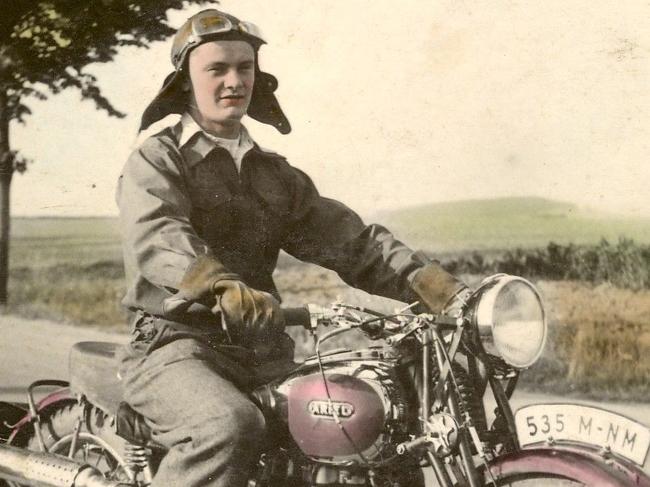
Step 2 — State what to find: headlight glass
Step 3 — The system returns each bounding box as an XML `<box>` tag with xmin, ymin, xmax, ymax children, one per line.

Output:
<box><xmin>474</xmin><ymin>276</ymin><xmax>547</xmax><ymax>368</ymax></box>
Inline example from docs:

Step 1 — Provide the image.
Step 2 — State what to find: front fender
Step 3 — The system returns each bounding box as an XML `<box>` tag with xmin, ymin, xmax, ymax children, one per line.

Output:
<box><xmin>488</xmin><ymin>447</ymin><xmax>650</xmax><ymax>486</ymax></box>
<box><xmin>7</xmin><ymin>386</ymin><xmax>75</xmax><ymax>445</ymax></box>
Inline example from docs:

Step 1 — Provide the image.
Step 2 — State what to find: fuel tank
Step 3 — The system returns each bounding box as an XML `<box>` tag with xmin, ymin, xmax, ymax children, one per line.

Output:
<box><xmin>288</xmin><ymin>371</ymin><xmax>384</xmax><ymax>459</ymax></box>
<box><xmin>253</xmin><ymin>348</ymin><xmax>407</xmax><ymax>466</ymax></box>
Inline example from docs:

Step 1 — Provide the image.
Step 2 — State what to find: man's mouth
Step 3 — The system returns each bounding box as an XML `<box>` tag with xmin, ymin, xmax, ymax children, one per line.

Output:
<box><xmin>219</xmin><ymin>94</ymin><xmax>245</xmax><ymax>106</ymax></box>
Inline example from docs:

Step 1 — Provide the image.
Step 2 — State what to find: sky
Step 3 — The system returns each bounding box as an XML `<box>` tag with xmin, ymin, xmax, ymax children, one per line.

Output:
<box><xmin>11</xmin><ymin>0</ymin><xmax>650</xmax><ymax>218</ymax></box>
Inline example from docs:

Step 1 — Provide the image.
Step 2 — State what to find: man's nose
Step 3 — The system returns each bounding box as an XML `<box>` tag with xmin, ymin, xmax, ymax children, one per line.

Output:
<box><xmin>224</xmin><ymin>69</ymin><xmax>244</xmax><ymax>89</ymax></box>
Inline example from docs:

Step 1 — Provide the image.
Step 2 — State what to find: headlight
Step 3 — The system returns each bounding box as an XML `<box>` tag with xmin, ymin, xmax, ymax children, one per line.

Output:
<box><xmin>472</xmin><ymin>275</ymin><xmax>547</xmax><ymax>368</ymax></box>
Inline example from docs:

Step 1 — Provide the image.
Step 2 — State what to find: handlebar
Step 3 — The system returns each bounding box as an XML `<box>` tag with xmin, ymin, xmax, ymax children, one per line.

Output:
<box><xmin>281</xmin><ymin>307</ymin><xmax>312</xmax><ymax>329</ymax></box>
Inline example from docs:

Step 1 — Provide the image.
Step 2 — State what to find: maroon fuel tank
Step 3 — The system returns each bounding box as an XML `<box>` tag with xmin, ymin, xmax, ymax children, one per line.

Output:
<box><xmin>252</xmin><ymin>348</ymin><xmax>409</xmax><ymax>466</ymax></box>
<box><xmin>287</xmin><ymin>371</ymin><xmax>385</xmax><ymax>459</ymax></box>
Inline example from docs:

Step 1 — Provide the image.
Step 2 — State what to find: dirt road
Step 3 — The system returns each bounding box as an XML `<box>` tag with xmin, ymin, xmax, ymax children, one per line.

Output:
<box><xmin>1</xmin><ymin>314</ymin><xmax>648</xmax><ymax>473</ymax></box>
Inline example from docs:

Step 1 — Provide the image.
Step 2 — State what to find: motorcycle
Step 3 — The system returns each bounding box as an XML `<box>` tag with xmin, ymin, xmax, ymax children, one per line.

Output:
<box><xmin>0</xmin><ymin>273</ymin><xmax>649</xmax><ymax>486</ymax></box>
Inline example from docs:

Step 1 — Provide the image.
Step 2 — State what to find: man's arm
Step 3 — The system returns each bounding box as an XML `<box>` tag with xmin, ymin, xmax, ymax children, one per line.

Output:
<box><xmin>280</xmin><ymin>165</ymin><xmax>465</xmax><ymax>311</ymax></box>
<box><xmin>117</xmin><ymin>135</ymin><xmax>213</xmax><ymax>291</ymax></box>
<box><xmin>117</xmin><ymin>135</ymin><xmax>282</xmax><ymax>334</ymax></box>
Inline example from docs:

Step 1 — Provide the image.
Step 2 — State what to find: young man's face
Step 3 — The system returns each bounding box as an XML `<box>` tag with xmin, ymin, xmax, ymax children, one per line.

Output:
<box><xmin>187</xmin><ymin>40</ymin><xmax>255</xmax><ymax>136</ymax></box>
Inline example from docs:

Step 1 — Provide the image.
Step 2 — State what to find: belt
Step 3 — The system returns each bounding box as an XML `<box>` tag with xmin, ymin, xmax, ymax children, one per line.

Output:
<box><xmin>132</xmin><ymin>310</ymin><xmax>229</xmax><ymax>344</ymax></box>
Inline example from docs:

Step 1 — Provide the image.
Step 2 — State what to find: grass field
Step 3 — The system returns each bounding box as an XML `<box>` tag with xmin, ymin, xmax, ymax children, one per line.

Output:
<box><xmin>6</xmin><ymin>197</ymin><xmax>650</xmax><ymax>399</ymax></box>
<box><xmin>10</xmin><ymin>216</ymin><xmax>122</xmax><ymax>269</ymax></box>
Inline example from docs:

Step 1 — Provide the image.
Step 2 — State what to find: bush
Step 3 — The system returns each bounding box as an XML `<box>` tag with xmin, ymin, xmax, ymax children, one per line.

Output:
<box><xmin>446</xmin><ymin>239</ymin><xmax>650</xmax><ymax>290</ymax></box>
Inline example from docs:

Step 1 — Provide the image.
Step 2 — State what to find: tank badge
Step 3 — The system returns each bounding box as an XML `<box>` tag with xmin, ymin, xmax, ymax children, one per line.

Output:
<box><xmin>308</xmin><ymin>400</ymin><xmax>355</xmax><ymax>419</ymax></box>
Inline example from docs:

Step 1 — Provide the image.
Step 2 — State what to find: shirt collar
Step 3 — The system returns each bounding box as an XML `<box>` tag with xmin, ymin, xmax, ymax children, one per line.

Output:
<box><xmin>177</xmin><ymin>113</ymin><xmax>256</xmax><ymax>168</ymax></box>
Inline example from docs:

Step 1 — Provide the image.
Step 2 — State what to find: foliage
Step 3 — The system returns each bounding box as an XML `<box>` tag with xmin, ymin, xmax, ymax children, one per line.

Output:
<box><xmin>9</xmin><ymin>261</ymin><xmax>127</xmax><ymax>328</ymax></box>
<box><xmin>521</xmin><ymin>281</ymin><xmax>650</xmax><ymax>400</ymax></box>
<box><xmin>0</xmin><ymin>1</ymin><xmax>209</xmax><ymax>302</ymax></box>
<box><xmin>446</xmin><ymin>239</ymin><xmax>650</xmax><ymax>290</ymax></box>
<box><xmin>1</xmin><ymin>0</ymin><xmax>207</xmax><ymax>127</ymax></box>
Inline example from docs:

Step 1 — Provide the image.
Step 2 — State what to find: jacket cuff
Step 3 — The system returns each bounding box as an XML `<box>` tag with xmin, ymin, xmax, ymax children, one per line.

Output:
<box><xmin>178</xmin><ymin>255</ymin><xmax>237</xmax><ymax>292</ymax></box>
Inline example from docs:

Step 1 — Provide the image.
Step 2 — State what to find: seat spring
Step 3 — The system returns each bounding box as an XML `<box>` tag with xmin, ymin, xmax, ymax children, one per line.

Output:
<box><xmin>124</xmin><ymin>442</ymin><xmax>149</xmax><ymax>470</ymax></box>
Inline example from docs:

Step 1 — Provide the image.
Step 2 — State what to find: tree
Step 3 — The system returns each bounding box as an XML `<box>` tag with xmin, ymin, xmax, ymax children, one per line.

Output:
<box><xmin>0</xmin><ymin>0</ymin><xmax>207</xmax><ymax>304</ymax></box>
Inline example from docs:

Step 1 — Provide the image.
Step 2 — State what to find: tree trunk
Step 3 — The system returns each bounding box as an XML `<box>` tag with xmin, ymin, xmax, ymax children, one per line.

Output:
<box><xmin>0</xmin><ymin>88</ymin><xmax>13</xmax><ymax>306</ymax></box>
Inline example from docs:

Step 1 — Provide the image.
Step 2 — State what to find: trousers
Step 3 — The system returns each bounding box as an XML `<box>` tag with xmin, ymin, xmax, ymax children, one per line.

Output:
<box><xmin>117</xmin><ymin>315</ymin><xmax>295</xmax><ymax>487</ymax></box>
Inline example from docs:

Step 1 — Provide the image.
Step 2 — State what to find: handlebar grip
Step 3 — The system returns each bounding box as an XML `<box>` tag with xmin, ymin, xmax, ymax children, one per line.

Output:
<box><xmin>282</xmin><ymin>307</ymin><xmax>312</xmax><ymax>329</ymax></box>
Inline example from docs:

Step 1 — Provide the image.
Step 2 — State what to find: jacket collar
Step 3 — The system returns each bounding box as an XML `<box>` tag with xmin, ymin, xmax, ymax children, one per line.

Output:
<box><xmin>175</xmin><ymin>113</ymin><xmax>282</xmax><ymax>168</ymax></box>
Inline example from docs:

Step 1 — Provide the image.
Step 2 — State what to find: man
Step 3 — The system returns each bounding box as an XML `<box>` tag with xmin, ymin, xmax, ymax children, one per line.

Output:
<box><xmin>117</xmin><ymin>8</ymin><xmax>466</xmax><ymax>487</ymax></box>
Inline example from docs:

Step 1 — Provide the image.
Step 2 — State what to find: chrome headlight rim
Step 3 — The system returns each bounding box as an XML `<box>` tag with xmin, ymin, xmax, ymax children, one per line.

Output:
<box><xmin>471</xmin><ymin>274</ymin><xmax>547</xmax><ymax>369</ymax></box>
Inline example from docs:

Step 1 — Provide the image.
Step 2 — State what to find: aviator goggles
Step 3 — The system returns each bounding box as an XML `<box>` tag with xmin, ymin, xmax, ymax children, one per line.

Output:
<box><xmin>171</xmin><ymin>10</ymin><xmax>266</xmax><ymax>69</ymax></box>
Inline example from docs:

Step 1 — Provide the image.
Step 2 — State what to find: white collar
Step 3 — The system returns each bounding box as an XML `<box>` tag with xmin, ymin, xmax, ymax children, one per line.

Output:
<box><xmin>177</xmin><ymin>113</ymin><xmax>255</xmax><ymax>168</ymax></box>
<box><xmin>178</xmin><ymin>113</ymin><xmax>253</xmax><ymax>149</ymax></box>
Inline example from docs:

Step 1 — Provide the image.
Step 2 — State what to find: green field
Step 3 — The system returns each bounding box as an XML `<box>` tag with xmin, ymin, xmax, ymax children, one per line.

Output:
<box><xmin>11</xmin><ymin>216</ymin><xmax>122</xmax><ymax>269</ymax></box>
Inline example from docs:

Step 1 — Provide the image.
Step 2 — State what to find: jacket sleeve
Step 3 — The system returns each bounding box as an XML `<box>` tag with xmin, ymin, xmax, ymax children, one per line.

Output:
<box><xmin>116</xmin><ymin>136</ymin><xmax>214</xmax><ymax>291</ymax></box>
<box><xmin>280</xmin><ymin>165</ymin><xmax>460</xmax><ymax>305</ymax></box>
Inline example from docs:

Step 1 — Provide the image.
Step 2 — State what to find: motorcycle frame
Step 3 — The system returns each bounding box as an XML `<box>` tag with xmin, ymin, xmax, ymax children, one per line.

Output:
<box><xmin>6</xmin><ymin>380</ymin><xmax>74</xmax><ymax>446</ymax></box>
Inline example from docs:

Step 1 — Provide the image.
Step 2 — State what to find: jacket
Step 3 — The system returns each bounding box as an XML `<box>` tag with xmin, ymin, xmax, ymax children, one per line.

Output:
<box><xmin>116</xmin><ymin>120</ymin><xmax>433</xmax><ymax>329</ymax></box>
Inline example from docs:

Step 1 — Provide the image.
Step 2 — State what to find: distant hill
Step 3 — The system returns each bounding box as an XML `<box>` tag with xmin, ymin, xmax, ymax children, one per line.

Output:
<box><xmin>377</xmin><ymin>197</ymin><xmax>650</xmax><ymax>254</ymax></box>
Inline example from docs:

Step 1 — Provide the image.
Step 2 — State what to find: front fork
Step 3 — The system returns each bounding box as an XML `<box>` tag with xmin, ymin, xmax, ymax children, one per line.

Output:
<box><xmin>414</xmin><ymin>328</ymin><xmax>487</xmax><ymax>487</ymax></box>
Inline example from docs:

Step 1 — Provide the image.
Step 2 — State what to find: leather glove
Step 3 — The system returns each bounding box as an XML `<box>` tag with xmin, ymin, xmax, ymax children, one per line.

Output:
<box><xmin>411</xmin><ymin>262</ymin><xmax>468</xmax><ymax>313</ymax></box>
<box><xmin>214</xmin><ymin>278</ymin><xmax>284</xmax><ymax>340</ymax></box>
<box><xmin>163</xmin><ymin>256</ymin><xmax>283</xmax><ymax>339</ymax></box>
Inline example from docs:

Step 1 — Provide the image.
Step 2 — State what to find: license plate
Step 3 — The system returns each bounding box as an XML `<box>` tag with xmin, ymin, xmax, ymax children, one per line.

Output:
<box><xmin>515</xmin><ymin>403</ymin><xmax>650</xmax><ymax>466</ymax></box>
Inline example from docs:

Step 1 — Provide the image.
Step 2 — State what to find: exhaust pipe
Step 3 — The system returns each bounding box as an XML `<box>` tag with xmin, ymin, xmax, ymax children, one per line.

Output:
<box><xmin>0</xmin><ymin>442</ymin><xmax>124</xmax><ymax>487</ymax></box>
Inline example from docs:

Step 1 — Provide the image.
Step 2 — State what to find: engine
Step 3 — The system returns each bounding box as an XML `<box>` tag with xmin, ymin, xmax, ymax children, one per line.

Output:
<box><xmin>254</xmin><ymin>349</ymin><xmax>409</xmax><ymax>467</ymax></box>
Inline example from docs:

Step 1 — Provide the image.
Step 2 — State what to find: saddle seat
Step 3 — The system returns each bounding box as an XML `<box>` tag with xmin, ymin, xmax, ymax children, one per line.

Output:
<box><xmin>69</xmin><ymin>341</ymin><xmax>153</xmax><ymax>445</ymax></box>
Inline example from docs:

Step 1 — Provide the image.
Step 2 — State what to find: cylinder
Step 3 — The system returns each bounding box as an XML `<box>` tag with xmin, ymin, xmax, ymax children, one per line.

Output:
<box><xmin>0</xmin><ymin>442</ymin><xmax>122</xmax><ymax>487</ymax></box>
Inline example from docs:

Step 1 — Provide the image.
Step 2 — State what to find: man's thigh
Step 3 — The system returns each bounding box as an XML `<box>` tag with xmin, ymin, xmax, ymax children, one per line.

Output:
<box><xmin>119</xmin><ymin>337</ymin><xmax>261</xmax><ymax>443</ymax></box>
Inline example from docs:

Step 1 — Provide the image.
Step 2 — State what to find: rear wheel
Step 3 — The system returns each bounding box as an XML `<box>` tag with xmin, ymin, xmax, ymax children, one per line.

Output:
<box><xmin>22</xmin><ymin>402</ymin><xmax>133</xmax><ymax>484</ymax></box>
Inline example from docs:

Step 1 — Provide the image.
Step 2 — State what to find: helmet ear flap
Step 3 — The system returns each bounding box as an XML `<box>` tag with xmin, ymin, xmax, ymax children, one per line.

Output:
<box><xmin>247</xmin><ymin>67</ymin><xmax>291</xmax><ymax>134</ymax></box>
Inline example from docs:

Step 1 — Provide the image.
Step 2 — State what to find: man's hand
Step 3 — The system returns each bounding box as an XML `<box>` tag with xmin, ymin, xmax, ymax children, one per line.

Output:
<box><xmin>213</xmin><ymin>279</ymin><xmax>284</xmax><ymax>339</ymax></box>
<box><xmin>163</xmin><ymin>256</ymin><xmax>283</xmax><ymax>339</ymax></box>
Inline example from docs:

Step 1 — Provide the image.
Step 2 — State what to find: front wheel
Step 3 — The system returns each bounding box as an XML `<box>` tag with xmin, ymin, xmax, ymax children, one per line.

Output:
<box><xmin>495</xmin><ymin>474</ymin><xmax>584</xmax><ymax>486</ymax></box>
<box><xmin>485</xmin><ymin>448</ymin><xmax>647</xmax><ymax>487</ymax></box>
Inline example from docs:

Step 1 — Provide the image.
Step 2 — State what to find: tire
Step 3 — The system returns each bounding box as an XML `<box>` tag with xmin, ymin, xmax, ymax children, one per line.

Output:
<box><xmin>495</xmin><ymin>473</ymin><xmax>585</xmax><ymax>486</ymax></box>
<box><xmin>23</xmin><ymin>402</ymin><xmax>133</xmax><ymax>484</ymax></box>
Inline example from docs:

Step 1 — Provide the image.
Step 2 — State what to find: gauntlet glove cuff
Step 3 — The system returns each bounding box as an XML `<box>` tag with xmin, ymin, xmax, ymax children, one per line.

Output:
<box><xmin>212</xmin><ymin>274</ymin><xmax>244</xmax><ymax>294</ymax></box>
<box><xmin>411</xmin><ymin>262</ymin><xmax>466</xmax><ymax>313</ymax></box>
